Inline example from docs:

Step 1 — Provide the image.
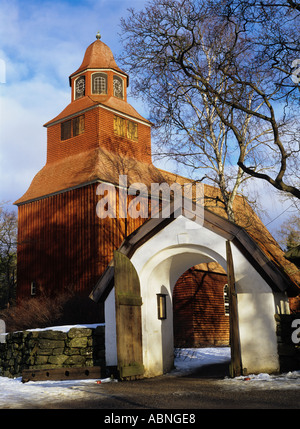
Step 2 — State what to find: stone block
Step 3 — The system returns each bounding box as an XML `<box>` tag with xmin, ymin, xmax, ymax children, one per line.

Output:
<box><xmin>64</xmin><ymin>355</ymin><xmax>86</xmax><ymax>366</ymax></box>
<box><xmin>35</xmin><ymin>355</ymin><xmax>49</xmax><ymax>365</ymax></box>
<box><xmin>68</xmin><ymin>328</ymin><xmax>92</xmax><ymax>338</ymax></box>
<box><xmin>68</xmin><ymin>337</ymin><xmax>88</xmax><ymax>348</ymax></box>
<box><xmin>38</xmin><ymin>330</ymin><xmax>67</xmax><ymax>340</ymax></box>
<box><xmin>48</xmin><ymin>355</ymin><xmax>69</xmax><ymax>366</ymax></box>
<box><xmin>39</xmin><ymin>339</ymin><xmax>65</xmax><ymax>349</ymax></box>
<box><xmin>52</xmin><ymin>347</ymin><xmax>65</xmax><ymax>355</ymax></box>
<box><xmin>64</xmin><ymin>347</ymin><xmax>80</xmax><ymax>356</ymax></box>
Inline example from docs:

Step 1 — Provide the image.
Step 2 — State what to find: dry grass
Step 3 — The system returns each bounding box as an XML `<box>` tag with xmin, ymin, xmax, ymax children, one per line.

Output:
<box><xmin>0</xmin><ymin>291</ymin><xmax>104</xmax><ymax>332</ymax></box>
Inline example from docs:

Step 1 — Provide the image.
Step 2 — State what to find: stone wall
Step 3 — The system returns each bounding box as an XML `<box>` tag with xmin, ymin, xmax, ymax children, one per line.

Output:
<box><xmin>0</xmin><ymin>325</ymin><xmax>105</xmax><ymax>378</ymax></box>
<box><xmin>275</xmin><ymin>313</ymin><xmax>300</xmax><ymax>372</ymax></box>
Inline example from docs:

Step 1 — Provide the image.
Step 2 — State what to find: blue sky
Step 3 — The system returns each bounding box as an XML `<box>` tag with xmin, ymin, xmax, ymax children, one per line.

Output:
<box><xmin>0</xmin><ymin>0</ymin><xmax>149</xmax><ymax>203</ymax></box>
<box><xmin>0</xmin><ymin>0</ymin><xmax>296</xmax><ymax>239</ymax></box>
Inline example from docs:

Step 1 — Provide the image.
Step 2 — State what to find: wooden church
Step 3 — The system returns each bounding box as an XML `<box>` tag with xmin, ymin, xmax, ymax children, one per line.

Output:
<box><xmin>15</xmin><ymin>35</ymin><xmax>300</xmax><ymax>348</ymax></box>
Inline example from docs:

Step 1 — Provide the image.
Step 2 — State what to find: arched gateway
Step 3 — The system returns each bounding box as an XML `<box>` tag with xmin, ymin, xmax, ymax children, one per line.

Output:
<box><xmin>90</xmin><ymin>205</ymin><xmax>295</xmax><ymax>379</ymax></box>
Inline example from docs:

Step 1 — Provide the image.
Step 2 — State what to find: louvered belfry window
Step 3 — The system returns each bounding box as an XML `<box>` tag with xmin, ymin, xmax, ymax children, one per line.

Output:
<box><xmin>61</xmin><ymin>119</ymin><xmax>72</xmax><ymax>141</ymax></box>
<box><xmin>73</xmin><ymin>115</ymin><xmax>85</xmax><ymax>136</ymax></box>
<box><xmin>127</xmin><ymin>120</ymin><xmax>138</xmax><ymax>141</ymax></box>
<box><xmin>113</xmin><ymin>115</ymin><xmax>126</xmax><ymax>137</ymax></box>
<box><xmin>61</xmin><ymin>115</ymin><xmax>85</xmax><ymax>141</ymax></box>
<box><xmin>114</xmin><ymin>115</ymin><xmax>138</xmax><ymax>141</ymax></box>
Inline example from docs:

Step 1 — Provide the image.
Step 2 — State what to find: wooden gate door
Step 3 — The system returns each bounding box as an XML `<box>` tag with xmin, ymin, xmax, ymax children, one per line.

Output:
<box><xmin>114</xmin><ymin>250</ymin><xmax>144</xmax><ymax>379</ymax></box>
<box><xmin>226</xmin><ymin>241</ymin><xmax>243</xmax><ymax>377</ymax></box>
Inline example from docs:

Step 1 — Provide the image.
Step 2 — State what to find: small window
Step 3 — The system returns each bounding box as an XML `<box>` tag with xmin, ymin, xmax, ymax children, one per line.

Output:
<box><xmin>61</xmin><ymin>115</ymin><xmax>85</xmax><ymax>141</ymax></box>
<box><xmin>224</xmin><ymin>284</ymin><xmax>230</xmax><ymax>316</ymax></box>
<box><xmin>75</xmin><ymin>75</ymin><xmax>85</xmax><ymax>99</ymax></box>
<box><xmin>113</xmin><ymin>75</ymin><xmax>124</xmax><ymax>99</ymax></box>
<box><xmin>127</xmin><ymin>120</ymin><xmax>138</xmax><ymax>141</ymax></box>
<box><xmin>73</xmin><ymin>115</ymin><xmax>85</xmax><ymax>136</ymax></box>
<box><xmin>114</xmin><ymin>115</ymin><xmax>126</xmax><ymax>137</ymax></box>
<box><xmin>31</xmin><ymin>281</ymin><xmax>37</xmax><ymax>296</ymax></box>
<box><xmin>61</xmin><ymin>119</ymin><xmax>72</xmax><ymax>140</ymax></box>
<box><xmin>92</xmin><ymin>72</ymin><xmax>107</xmax><ymax>94</ymax></box>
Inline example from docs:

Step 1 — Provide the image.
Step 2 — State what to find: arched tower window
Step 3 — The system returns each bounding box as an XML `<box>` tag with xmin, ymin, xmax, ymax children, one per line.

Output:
<box><xmin>92</xmin><ymin>72</ymin><xmax>107</xmax><ymax>94</ymax></box>
<box><xmin>75</xmin><ymin>75</ymin><xmax>85</xmax><ymax>99</ymax></box>
<box><xmin>113</xmin><ymin>75</ymin><xmax>124</xmax><ymax>99</ymax></box>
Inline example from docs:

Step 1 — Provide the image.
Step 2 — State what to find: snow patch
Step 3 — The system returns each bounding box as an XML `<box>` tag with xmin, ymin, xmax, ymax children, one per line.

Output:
<box><xmin>221</xmin><ymin>370</ymin><xmax>300</xmax><ymax>391</ymax></box>
<box><xmin>173</xmin><ymin>347</ymin><xmax>231</xmax><ymax>374</ymax></box>
<box><xmin>25</xmin><ymin>323</ymin><xmax>105</xmax><ymax>333</ymax></box>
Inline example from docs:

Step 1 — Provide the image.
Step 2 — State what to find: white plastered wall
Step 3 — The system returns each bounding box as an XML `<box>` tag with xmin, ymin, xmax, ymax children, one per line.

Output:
<box><xmin>105</xmin><ymin>215</ymin><xmax>289</xmax><ymax>377</ymax></box>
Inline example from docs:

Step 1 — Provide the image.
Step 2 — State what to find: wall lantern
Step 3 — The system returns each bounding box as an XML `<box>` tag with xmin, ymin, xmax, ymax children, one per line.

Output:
<box><xmin>157</xmin><ymin>294</ymin><xmax>167</xmax><ymax>320</ymax></box>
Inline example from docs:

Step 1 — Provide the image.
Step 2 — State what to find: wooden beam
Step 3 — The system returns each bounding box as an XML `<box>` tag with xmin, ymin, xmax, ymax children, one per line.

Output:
<box><xmin>22</xmin><ymin>366</ymin><xmax>104</xmax><ymax>383</ymax></box>
<box><xmin>226</xmin><ymin>240</ymin><xmax>243</xmax><ymax>378</ymax></box>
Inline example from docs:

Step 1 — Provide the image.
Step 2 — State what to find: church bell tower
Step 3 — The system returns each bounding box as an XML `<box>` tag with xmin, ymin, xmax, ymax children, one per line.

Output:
<box><xmin>15</xmin><ymin>34</ymin><xmax>156</xmax><ymax>301</ymax></box>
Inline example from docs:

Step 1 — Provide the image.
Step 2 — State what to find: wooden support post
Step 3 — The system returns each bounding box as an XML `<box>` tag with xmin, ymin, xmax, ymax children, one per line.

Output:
<box><xmin>226</xmin><ymin>240</ymin><xmax>243</xmax><ymax>378</ymax></box>
<box><xmin>114</xmin><ymin>250</ymin><xmax>144</xmax><ymax>380</ymax></box>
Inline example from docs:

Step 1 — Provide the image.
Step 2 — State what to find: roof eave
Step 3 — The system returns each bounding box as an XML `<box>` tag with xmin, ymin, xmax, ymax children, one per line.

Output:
<box><xmin>90</xmin><ymin>205</ymin><xmax>299</xmax><ymax>303</ymax></box>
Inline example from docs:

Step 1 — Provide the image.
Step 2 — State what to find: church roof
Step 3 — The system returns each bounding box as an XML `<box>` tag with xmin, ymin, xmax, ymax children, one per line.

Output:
<box><xmin>14</xmin><ymin>147</ymin><xmax>165</xmax><ymax>205</ymax></box>
<box><xmin>14</xmin><ymin>147</ymin><xmax>300</xmax><ymax>294</ymax></box>
<box><xmin>43</xmin><ymin>95</ymin><xmax>151</xmax><ymax>127</ymax></box>
<box><xmin>69</xmin><ymin>38</ymin><xmax>127</xmax><ymax>81</ymax></box>
<box><xmin>90</xmin><ymin>199</ymin><xmax>300</xmax><ymax>303</ymax></box>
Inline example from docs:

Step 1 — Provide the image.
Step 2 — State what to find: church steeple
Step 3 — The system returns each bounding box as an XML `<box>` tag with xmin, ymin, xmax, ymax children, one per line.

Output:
<box><xmin>43</xmin><ymin>36</ymin><xmax>151</xmax><ymax>166</ymax></box>
<box><xmin>68</xmin><ymin>34</ymin><xmax>128</xmax><ymax>102</ymax></box>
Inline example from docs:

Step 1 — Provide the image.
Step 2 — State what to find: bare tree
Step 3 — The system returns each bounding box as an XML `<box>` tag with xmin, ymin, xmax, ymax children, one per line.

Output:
<box><xmin>119</xmin><ymin>0</ymin><xmax>300</xmax><ymax>208</ymax></box>
<box><xmin>0</xmin><ymin>204</ymin><xmax>17</xmax><ymax>308</ymax></box>
<box><xmin>277</xmin><ymin>214</ymin><xmax>300</xmax><ymax>250</ymax></box>
<box><xmin>212</xmin><ymin>0</ymin><xmax>300</xmax><ymax>198</ymax></box>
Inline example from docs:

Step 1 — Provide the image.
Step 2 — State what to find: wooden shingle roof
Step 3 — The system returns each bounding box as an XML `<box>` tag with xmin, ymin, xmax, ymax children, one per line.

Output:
<box><xmin>43</xmin><ymin>95</ymin><xmax>151</xmax><ymax>128</ymax></box>
<box><xmin>15</xmin><ymin>147</ymin><xmax>300</xmax><ymax>295</ymax></box>
<box><xmin>69</xmin><ymin>39</ymin><xmax>127</xmax><ymax>81</ymax></box>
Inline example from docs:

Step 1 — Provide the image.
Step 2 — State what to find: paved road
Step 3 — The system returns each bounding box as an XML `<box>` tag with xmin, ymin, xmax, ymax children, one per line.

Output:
<box><xmin>45</xmin><ymin>363</ymin><xmax>300</xmax><ymax>410</ymax></box>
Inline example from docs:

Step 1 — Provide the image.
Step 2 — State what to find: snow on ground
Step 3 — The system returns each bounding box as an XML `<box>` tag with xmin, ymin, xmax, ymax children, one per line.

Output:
<box><xmin>0</xmin><ymin>325</ymin><xmax>299</xmax><ymax>408</ymax></box>
<box><xmin>173</xmin><ymin>347</ymin><xmax>232</xmax><ymax>373</ymax></box>
<box><xmin>222</xmin><ymin>371</ymin><xmax>300</xmax><ymax>391</ymax></box>
<box><xmin>0</xmin><ymin>377</ymin><xmax>100</xmax><ymax>408</ymax></box>
<box><xmin>174</xmin><ymin>347</ymin><xmax>300</xmax><ymax>391</ymax></box>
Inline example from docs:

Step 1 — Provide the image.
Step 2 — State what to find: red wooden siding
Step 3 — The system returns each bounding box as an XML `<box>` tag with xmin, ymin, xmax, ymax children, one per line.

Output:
<box><xmin>173</xmin><ymin>268</ymin><xmax>230</xmax><ymax>347</ymax></box>
<box><xmin>17</xmin><ymin>184</ymin><xmax>146</xmax><ymax>301</ymax></box>
<box><xmin>46</xmin><ymin>107</ymin><xmax>152</xmax><ymax>165</ymax></box>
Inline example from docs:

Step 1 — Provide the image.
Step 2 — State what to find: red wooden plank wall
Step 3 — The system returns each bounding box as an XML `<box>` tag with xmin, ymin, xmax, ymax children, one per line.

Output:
<box><xmin>17</xmin><ymin>183</ymin><xmax>146</xmax><ymax>300</ymax></box>
<box><xmin>173</xmin><ymin>268</ymin><xmax>230</xmax><ymax>347</ymax></box>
